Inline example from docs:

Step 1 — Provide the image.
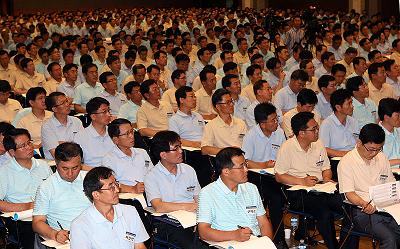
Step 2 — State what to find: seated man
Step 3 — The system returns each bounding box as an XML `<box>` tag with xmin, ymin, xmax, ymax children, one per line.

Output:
<box><xmin>16</xmin><ymin>87</ymin><xmax>52</xmax><ymax>149</ymax></box>
<box><xmin>222</xmin><ymin>74</ymin><xmax>250</xmax><ymax>121</ymax></box>
<box><xmin>102</xmin><ymin>118</ymin><xmax>153</xmax><ymax>194</ymax></box>
<box><xmin>273</xmin><ymin>69</ymin><xmax>308</xmax><ymax>114</ymax></box>
<box><xmin>99</xmin><ymin>71</ymin><xmax>127</xmax><ymax>116</ymax></box>
<box><xmin>315</xmin><ymin>75</ymin><xmax>335</xmax><ymax>120</ymax></box>
<box><xmin>368</xmin><ymin>62</ymin><xmax>395</xmax><ymax>106</ymax></box>
<box><xmin>0</xmin><ymin>128</ymin><xmax>52</xmax><ymax>249</ymax></box>
<box><xmin>241</xmin><ymin>64</ymin><xmax>263</xmax><ymax>102</ymax></box>
<box><xmin>118</xmin><ymin>81</ymin><xmax>142</xmax><ymax>128</ymax></box>
<box><xmin>136</xmin><ymin>79</ymin><xmax>174</xmax><ymax>137</ymax></box>
<box><xmin>197</xmin><ymin>147</ymin><xmax>273</xmax><ymax>242</ymax></box>
<box><xmin>0</xmin><ymin>122</ymin><xmax>14</xmax><ymax>165</ymax></box>
<box><xmin>161</xmin><ymin>69</ymin><xmax>187</xmax><ymax>112</ymax></box>
<box><xmin>338</xmin><ymin>123</ymin><xmax>400</xmax><ymax>249</ymax></box>
<box><xmin>0</xmin><ymin>80</ymin><xmax>22</xmax><ymax>123</ymax></box>
<box><xmin>320</xmin><ymin>89</ymin><xmax>359</xmax><ymax>157</ymax></box>
<box><xmin>73</xmin><ymin>97</ymin><xmax>113</xmax><ymax>168</ymax></box>
<box><xmin>32</xmin><ymin>142</ymin><xmax>91</xmax><ymax>245</ymax></box>
<box><xmin>169</xmin><ymin>86</ymin><xmax>205</xmax><ymax>148</ymax></box>
<box><xmin>70</xmin><ymin>166</ymin><xmax>149</xmax><ymax>249</ymax></box>
<box><xmin>195</xmin><ymin>67</ymin><xmax>218</xmax><ymax>120</ymax></box>
<box><xmin>378</xmin><ymin>98</ymin><xmax>400</xmax><ymax>167</ymax></box>
<box><xmin>144</xmin><ymin>130</ymin><xmax>207</xmax><ymax>249</ymax></box>
<box><xmin>275</xmin><ymin>112</ymin><xmax>343</xmax><ymax>249</ymax></box>
<box><xmin>346</xmin><ymin>76</ymin><xmax>378</xmax><ymax>130</ymax></box>
<box><xmin>282</xmin><ymin>88</ymin><xmax>321</xmax><ymax>138</ymax></box>
<box><xmin>201</xmin><ymin>89</ymin><xmax>247</xmax><ymax>156</ymax></box>
<box><xmin>41</xmin><ymin>92</ymin><xmax>84</xmax><ymax>159</ymax></box>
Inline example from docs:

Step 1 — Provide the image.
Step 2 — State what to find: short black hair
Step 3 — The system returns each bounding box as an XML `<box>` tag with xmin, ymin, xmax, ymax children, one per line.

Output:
<box><xmin>171</xmin><ymin>69</ymin><xmax>185</xmax><ymax>82</ymax></box>
<box><xmin>147</xmin><ymin>64</ymin><xmax>160</xmax><ymax>73</ymax></box>
<box><xmin>291</xmin><ymin>112</ymin><xmax>315</xmax><ymax>136</ymax></box>
<box><xmin>223</xmin><ymin>62</ymin><xmax>237</xmax><ymax>73</ymax></box>
<box><xmin>124</xmin><ymin>81</ymin><xmax>140</xmax><ymax>95</ymax></box>
<box><xmin>26</xmin><ymin>87</ymin><xmax>46</xmax><ymax>104</ymax></box>
<box><xmin>215</xmin><ymin>147</ymin><xmax>245</xmax><ymax>176</ymax></box>
<box><xmin>83</xmin><ymin>166</ymin><xmax>114</xmax><ymax>202</ymax></box>
<box><xmin>99</xmin><ymin>71</ymin><xmax>114</xmax><ymax>84</ymax></box>
<box><xmin>378</xmin><ymin>98</ymin><xmax>400</xmax><ymax>121</ymax></box>
<box><xmin>211</xmin><ymin>88</ymin><xmax>230</xmax><ymax>108</ymax></box>
<box><xmin>54</xmin><ymin>142</ymin><xmax>83</xmax><ymax>165</ymax></box>
<box><xmin>331</xmin><ymin>63</ymin><xmax>347</xmax><ymax>74</ymax></box>
<box><xmin>318</xmin><ymin>75</ymin><xmax>335</xmax><ymax>90</ymax></box>
<box><xmin>0</xmin><ymin>122</ymin><xmax>14</xmax><ymax>136</ymax></box>
<box><xmin>330</xmin><ymin>89</ymin><xmax>352</xmax><ymax>112</ymax></box>
<box><xmin>82</xmin><ymin>63</ymin><xmax>97</xmax><ymax>74</ymax></box>
<box><xmin>254</xmin><ymin>102</ymin><xmax>276</xmax><ymax>124</ymax></box>
<box><xmin>199</xmin><ymin>66</ymin><xmax>216</xmax><ymax>82</ymax></box>
<box><xmin>359</xmin><ymin>123</ymin><xmax>385</xmax><ymax>145</ymax></box>
<box><xmin>3</xmin><ymin>128</ymin><xmax>31</xmax><ymax>151</ymax></box>
<box><xmin>222</xmin><ymin>74</ymin><xmax>239</xmax><ymax>89</ymax></box>
<box><xmin>246</xmin><ymin>64</ymin><xmax>261</xmax><ymax>77</ymax></box>
<box><xmin>321</xmin><ymin>51</ymin><xmax>334</xmax><ymax>63</ymax></box>
<box><xmin>297</xmin><ymin>88</ymin><xmax>318</xmax><ymax>105</ymax></box>
<box><xmin>107</xmin><ymin>118</ymin><xmax>131</xmax><ymax>138</ymax></box>
<box><xmin>346</xmin><ymin>76</ymin><xmax>365</xmax><ymax>95</ymax></box>
<box><xmin>62</xmin><ymin>63</ymin><xmax>78</xmax><ymax>74</ymax></box>
<box><xmin>368</xmin><ymin>62</ymin><xmax>384</xmax><ymax>78</ymax></box>
<box><xmin>150</xmin><ymin>131</ymin><xmax>180</xmax><ymax>162</ymax></box>
<box><xmin>368</xmin><ymin>50</ymin><xmax>381</xmax><ymax>62</ymax></box>
<box><xmin>86</xmin><ymin>97</ymin><xmax>110</xmax><ymax>115</ymax></box>
<box><xmin>132</xmin><ymin>64</ymin><xmax>146</xmax><ymax>74</ymax></box>
<box><xmin>266</xmin><ymin>57</ymin><xmax>280</xmax><ymax>70</ymax></box>
<box><xmin>383</xmin><ymin>59</ymin><xmax>396</xmax><ymax>72</ymax></box>
<box><xmin>45</xmin><ymin>91</ymin><xmax>65</xmax><ymax>110</ymax></box>
<box><xmin>175</xmin><ymin>86</ymin><xmax>193</xmax><ymax>107</ymax></box>
<box><xmin>139</xmin><ymin>79</ymin><xmax>157</xmax><ymax>100</ymax></box>
<box><xmin>0</xmin><ymin>80</ymin><xmax>11</xmax><ymax>93</ymax></box>
<box><xmin>106</xmin><ymin>55</ymin><xmax>119</xmax><ymax>66</ymax></box>
<box><xmin>290</xmin><ymin>69</ymin><xmax>309</xmax><ymax>81</ymax></box>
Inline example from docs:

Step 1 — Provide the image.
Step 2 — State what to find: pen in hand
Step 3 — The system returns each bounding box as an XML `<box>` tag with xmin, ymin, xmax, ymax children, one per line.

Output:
<box><xmin>57</xmin><ymin>221</ymin><xmax>70</xmax><ymax>234</ymax></box>
<box><xmin>361</xmin><ymin>200</ymin><xmax>373</xmax><ymax>212</ymax></box>
<box><xmin>237</xmin><ymin>225</ymin><xmax>254</xmax><ymax>235</ymax></box>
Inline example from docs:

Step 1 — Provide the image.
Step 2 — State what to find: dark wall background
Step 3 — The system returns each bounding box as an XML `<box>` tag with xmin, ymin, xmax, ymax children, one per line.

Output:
<box><xmin>266</xmin><ymin>0</ymin><xmax>350</xmax><ymax>12</ymax></box>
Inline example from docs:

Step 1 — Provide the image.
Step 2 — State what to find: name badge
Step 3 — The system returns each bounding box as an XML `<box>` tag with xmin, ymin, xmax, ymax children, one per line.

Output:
<box><xmin>186</xmin><ymin>186</ymin><xmax>195</xmax><ymax>192</ymax></box>
<box><xmin>145</xmin><ymin>160</ymin><xmax>150</xmax><ymax>167</ymax></box>
<box><xmin>379</xmin><ymin>174</ymin><xmax>388</xmax><ymax>183</ymax></box>
<box><xmin>352</xmin><ymin>133</ymin><xmax>359</xmax><ymax>140</ymax></box>
<box><xmin>246</xmin><ymin>206</ymin><xmax>257</xmax><ymax>215</ymax></box>
<box><xmin>271</xmin><ymin>144</ymin><xmax>280</xmax><ymax>150</ymax></box>
<box><xmin>243</xmin><ymin>107</ymin><xmax>248</xmax><ymax>112</ymax></box>
<box><xmin>316</xmin><ymin>160</ymin><xmax>324</xmax><ymax>167</ymax></box>
<box><xmin>167</xmin><ymin>112</ymin><xmax>173</xmax><ymax>118</ymax></box>
<box><xmin>238</xmin><ymin>133</ymin><xmax>245</xmax><ymax>140</ymax></box>
<box><xmin>198</xmin><ymin>120</ymin><xmax>204</xmax><ymax>126</ymax></box>
<box><xmin>124</xmin><ymin>231</ymin><xmax>136</xmax><ymax>243</ymax></box>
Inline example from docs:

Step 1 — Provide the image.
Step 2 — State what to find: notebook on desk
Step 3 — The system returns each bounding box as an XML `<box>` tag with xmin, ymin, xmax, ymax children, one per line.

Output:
<box><xmin>287</xmin><ymin>182</ymin><xmax>337</xmax><ymax>194</ymax></box>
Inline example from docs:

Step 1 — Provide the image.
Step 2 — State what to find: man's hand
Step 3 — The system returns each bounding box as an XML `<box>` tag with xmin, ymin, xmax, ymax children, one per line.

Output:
<box><xmin>185</xmin><ymin>202</ymin><xmax>197</xmax><ymax>212</ymax></box>
<box><xmin>133</xmin><ymin>182</ymin><xmax>145</xmax><ymax>194</ymax></box>
<box><xmin>55</xmin><ymin>230</ymin><xmax>69</xmax><ymax>244</ymax></box>
<box><xmin>265</xmin><ymin>160</ymin><xmax>275</xmax><ymax>168</ymax></box>
<box><xmin>302</xmin><ymin>175</ymin><xmax>318</xmax><ymax>187</ymax></box>
<box><xmin>362</xmin><ymin>202</ymin><xmax>376</xmax><ymax>215</ymax></box>
<box><xmin>234</xmin><ymin>227</ymin><xmax>252</xmax><ymax>242</ymax></box>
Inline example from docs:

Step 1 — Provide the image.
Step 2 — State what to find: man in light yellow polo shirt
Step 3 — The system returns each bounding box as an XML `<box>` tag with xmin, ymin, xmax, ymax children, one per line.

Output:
<box><xmin>368</xmin><ymin>62</ymin><xmax>395</xmax><ymax>106</ymax></box>
<box><xmin>0</xmin><ymin>80</ymin><xmax>22</xmax><ymax>123</ymax></box>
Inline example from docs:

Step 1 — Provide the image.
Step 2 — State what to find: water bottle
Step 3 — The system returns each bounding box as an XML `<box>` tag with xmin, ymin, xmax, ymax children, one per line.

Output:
<box><xmin>290</xmin><ymin>217</ymin><xmax>298</xmax><ymax>236</ymax></box>
<box><xmin>298</xmin><ymin>239</ymin><xmax>307</xmax><ymax>249</ymax></box>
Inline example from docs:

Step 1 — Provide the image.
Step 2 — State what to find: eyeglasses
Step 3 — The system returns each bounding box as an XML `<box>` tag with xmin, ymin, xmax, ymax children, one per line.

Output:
<box><xmin>217</xmin><ymin>100</ymin><xmax>234</xmax><ymax>105</ymax></box>
<box><xmin>15</xmin><ymin>140</ymin><xmax>33</xmax><ymax>150</ymax></box>
<box><xmin>54</xmin><ymin>98</ymin><xmax>69</xmax><ymax>107</ymax></box>
<box><xmin>231</xmin><ymin>160</ymin><xmax>249</xmax><ymax>170</ymax></box>
<box><xmin>118</xmin><ymin>129</ymin><xmax>134</xmax><ymax>137</ymax></box>
<box><xmin>92</xmin><ymin>108</ymin><xmax>111</xmax><ymax>115</ymax></box>
<box><xmin>363</xmin><ymin>144</ymin><xmax>383</xmax><ymax>153</ymax></box>
<box><xmin>99</xmin><ymin>181</ymin><xmax>120</xmax><ymax>192</ymax></box>
<box><xmin>303</xmin><ymin>125</ymin><xmax>319</xmax><ymax>133</ymax></box>
<box><xmin>165</xmin><ymin>144</ymin><xmax>183</xmax><ymax>152</ymax></box>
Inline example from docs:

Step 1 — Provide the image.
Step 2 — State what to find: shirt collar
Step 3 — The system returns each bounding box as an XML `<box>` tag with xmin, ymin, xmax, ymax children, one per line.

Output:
<box><xmin>286</xmin><ymin>86</ymin><xmax>296</xmax><ymax>96</ymax></box>
<box><xmin>87</xmin><ymin>124</ymin><xmax>107</xmax><ymax>138</ymax></box>
<box><xmin>90</xmin><ymin>204</ymin><xmax>123</xmax><ymax>224</ymax></box>
<box><xmin>156</xmin><ymin>162</ymin><xmax>184</xmax><ymax>177</ymax></box>
<box><xmin>351</xmin><ymin>97</ymin><xmax>364</xmax><ymax>107</ymax></box>
<box><xmin>9</xmin><ymin>157</ymin><xmax>38</xmax><ymax>172</ymax></box>
<box><xmin>51</xmin><ymin>114</ymin><xmax>73</xmax><ymax>127</ymax></box>
<box><xmin>215</xmin><ymin>115</ymin><xmax>234</xmax><ymax>128</ymax></box>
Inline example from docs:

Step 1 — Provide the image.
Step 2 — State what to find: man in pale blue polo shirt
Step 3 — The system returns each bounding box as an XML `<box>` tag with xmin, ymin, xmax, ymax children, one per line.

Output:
<box><xmin>102</xmin><ymin>118</ymin><xmax>153</xmax><ymax>194</ymax></box>
<box><xmin>41</xmin><ymin>92</ymin><xmax>84</xmax><ymax>159</ymax></box>
<box><xmin>99</xmin><ymin>71</ymin><xmax>127</xmax><ymax>115</ymax></box>
<box><xmin>70</xmin><ymin>167</ymin><xmax>149</xmax><ymax>249</ymax></box>
<box><xmin>315</xmin><ymin>75</ymin><xmax>335</xmax><ymax>120</ymax></box>
<box><xmin>0</xmin><ymin>128</ymin><xmax>52</xmax><ymax>249</ymax></box>
<box><xmin>169</xmin><ymin>86</ymin><xmax>205</xmax><ymax>148</ymax></box>
<box><xmin>73</xmin><ymin>97</ymin><xmax>113</xmax><ymax>168</ymax></box>
<box><xmin>32</xmin><ymin>142</ymin><xmax>91</xmax><ymax>245</ymax></box>
<box><xmin>273</xmin><ymin>69</ymin><xmax>308</xmax><ymax>114</ymax></box>
<box><xmin>346</xmin><ymin>76</ymin><xmax>378</xmax><ymax>130</ymax></box>
<box><xmin>118</xmin><ymin>81</ymin><xmax>142</xmax><ymax>127</ymax></box>
<box><xmin>144</xmin><ymin>130</ymin><xmax>207</xmax><ymax>249</ymax></box>
<box><xmin>73</xmin><ymin>63</ymin><xmax>104</xmax><ymax>113</ymax></box>
<box><xmin>320</xmin><ymin>89</ymin><xmax>360</xmax><ymax>157</ymax></box>
<box><xmin>197</xmin><ymin>147</ymin><xmax>273</xmax><ymax>242</ymax></box>
<box><xmin>378</xmin><ymin>98</ymin><xmax>400</xmax><ymax>167</ymax></box>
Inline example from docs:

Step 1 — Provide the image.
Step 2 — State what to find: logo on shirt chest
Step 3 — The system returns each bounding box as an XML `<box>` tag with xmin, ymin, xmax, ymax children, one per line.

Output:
<box><xmin>186</xmin><ymin>186</ymin><xmax>196</xmax><ymax>192</ymax></box>
<box><xmin>145</xmin><ymin>160</ymin><xmax>150</xmax><ymax>168</ymax></box>
<box><xmin>246</xmin><ymin>205</ymin><xmax>257</xmax><ymax>215</ymax></box>
<box><xmin>124</xmin><ymin>231</ymin><xmax>136</xmax><ymax>243</ymax></box>
<box><xmin>271</xmin><ymin>144</ymin><xmax>280</xmax><ymax>150</ymax></box>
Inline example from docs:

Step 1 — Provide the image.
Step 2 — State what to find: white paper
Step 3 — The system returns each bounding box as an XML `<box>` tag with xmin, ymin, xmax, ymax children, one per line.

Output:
<box><xmin>41</xmin><ymin>239</ymin><xmax>70</xmax><ymax>249</ymax></box>
<box><xmin>369</xmin><ymin>181</ymin><xmax>400</xmax><ymax>208</ymax></box>
<box><xmin>288</xmin><ymin>182</ymin><xmax>337</xmax><ymax>194</ymax></box>
<box><xmin>182</xmin><ymin>146</ymin><xmax>200</xmax><ymax>152</ymax></box>
<box><xmin>207</xmin><ymin>235</ymin><xmax>277</xmax><ymax>249</ymax></box>
<box><xmin>248</xmin><ymin>168</ymin><xmax>275</xmax><ymax>175</ymax></box>
<box><xmin>118</xmin><ymin>193</ymin><xmax>147</xmax><ymax>208</ymax></box>
<box><xmin>152</xmin><ymin>210</ymin><xmax>197</xmax><ymax>229</ymax></box>
<box><xmin>1</xmin><ymin>209</ymin><xmax>33</xmax><ymax>221</ymax></box>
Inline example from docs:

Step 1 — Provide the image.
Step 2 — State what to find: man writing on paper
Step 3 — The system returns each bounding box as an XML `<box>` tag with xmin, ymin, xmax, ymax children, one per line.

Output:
<box><xmin>274</xmin><ymin>112</ymin><xmax>343</xmax><ymax>249</ymax></box>
<box><xmin>70</xmin><ymin>166</ymin><xmax>149</xmax><ymax>249</ymax></box>
<box><xmin>0</xmin><ymin>128</ymin><xmax>52</xmax><ymax>249</ymax></box>
<box><xmin>144</xmin><ymin>130</ymin><xmax>207</xmax><ymax>248</ymax></box>
<box><xmin>32</xmin><ymin>142</ymin><xmax>91</xmax><ymax>245</ymax></box>
<box><xmin>338</xmin><ymin>123</ymin><xmax>400</xmax><ymax>249</ymax></box>
<box><xmin>197</xmin><ymin>147</ymin><xmax>273</xmax><ymax>242</ymax></box>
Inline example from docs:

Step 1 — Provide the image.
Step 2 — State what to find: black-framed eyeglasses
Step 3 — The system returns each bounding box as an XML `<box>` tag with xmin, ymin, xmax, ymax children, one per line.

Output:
<box><xmin>92</xmin><ymin>108</ymin><xmax>111</xmax><ymax>115</ymax></box>
<box><xmin>15</xmin><ymin>140</ymin><xmax>34</xmax><ymax>150</ymax></box>
<box><xmin>54</xmin><ymin>98</ymin><xmax>69</xmax><ymax>107</ymax></box>
<box><xmin>217</xmin><ymin>100</ymin><xmax>234</xmax><ymax>105</ymax></box>
<box><xmin>363</xmin><ymin>144</ymin><xmax>383</xmax><ymax>153</ymax></box>
<box><xmin>165</xmin><ymin>144</ymin><xmax>183</xmax><ymax>152</ymax></box>
<box><xmin>118</xmin><ymin>129</ymin><xmax>134</xmax><ymax>137</ymax></box>
<box><xmin>303</xmin><ymin>125</ymin><xmax>319</xmax><ymax>133</ymax></box>
<box><xmin>231</xmin><ymin>160</ymin><xmax>249</xmax><ymax>170</ymax></box>
<box><xmin>99</xmin><ymin>181</ymin><xmax>120</xmax><ymax>192</ymax></box>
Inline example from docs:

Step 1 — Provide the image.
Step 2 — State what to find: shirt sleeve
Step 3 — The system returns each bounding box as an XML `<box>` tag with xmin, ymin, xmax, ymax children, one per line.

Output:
<box><xmin>72</xmin><ymin>87</ymin><xmax>83</xmax><ymax>105</ymax></box>
<box><xmin>0</xmin><ymin>168</ymin><xmax>8</xmax><ymax>200</ymax></box>
<box><xmin>136</xmin><ymin>107</ymin><xmax>148</xmax><ymax>130</ymax></box>
<box><xmin>144</xmin><ymin>171</ymin><xmax>161</xmax><ymax>206</ymax></box>
<box><xmin>197</xmin><ymin>189</ymin><xmax>214</xmax><ymax>224</ymax></box>
<box><xmin>274</xmin><ymin>142</ymin><xmax>290</xmax><ymax>175</ymax></box>
<box><xmin>241</xmin><ymin>132</ymin><xmax>254</xmax><ymax>160</ymax></box>
<box><xmin>41</xmin><ymin>122</ymin><xmax>58</xmax><ymax>156</ymax></box>
<box><xmin>201</xmin><ymin>123</ymin><xmax>214</xmax><ymax>147</ymax></box>
<box><xmin>337</xmin><ymin>158</ymin><xmax>356</xmax><ymax>195</ymax></box>
<box><xmin>253</xmin><ymin>185</ymin><xmax>266</xmax><ymax>217</ymax></box>
<box><xmin>126</xmin><ymin>205</ymin><xmax>150</xmax><ymax>243</ymax></box>
<box><xmin>319</xmin><ymin>120</ymin><xmax>331</xmax><ymax>148</ymax></box>
<box><xmin>33</xmin><ymin>182</ymin><xmax>51</xmax><ymax>216</ymax></box>
<box><xmin>70</xmin><ymin>218</ymin><xmax>92</xmax><ymax>249</ymax></box>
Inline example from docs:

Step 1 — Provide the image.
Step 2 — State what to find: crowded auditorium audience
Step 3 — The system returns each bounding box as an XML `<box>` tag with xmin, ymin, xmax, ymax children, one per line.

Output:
<box><xmin>0</xmin><ymin>5</ymin><xmax>400</xmax><ymax>249</ymax></box>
